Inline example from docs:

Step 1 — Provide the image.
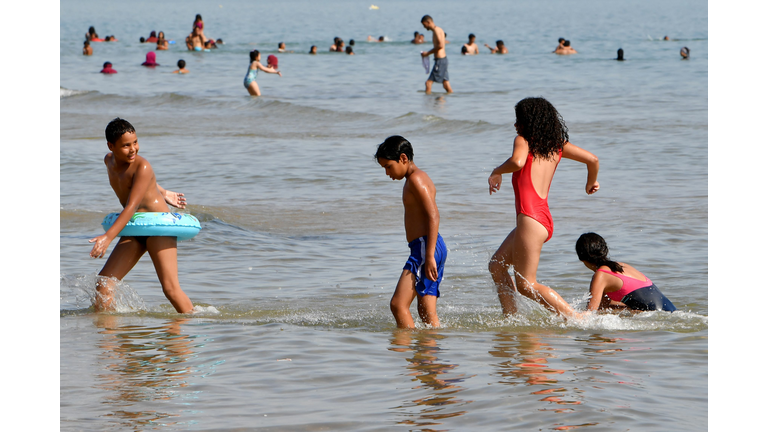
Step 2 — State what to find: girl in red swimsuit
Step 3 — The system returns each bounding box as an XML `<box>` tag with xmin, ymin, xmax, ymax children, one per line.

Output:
<box><xmin>487</xmin><ymin>97</ymin><xmax>600</xmax><ymax>318</ymax></box>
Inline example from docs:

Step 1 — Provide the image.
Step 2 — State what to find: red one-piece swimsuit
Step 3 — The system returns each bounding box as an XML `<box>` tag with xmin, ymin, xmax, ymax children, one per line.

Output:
<box><xmin>512</xmin><ymin>149</ymin><xmax>561</xmax><ymax>242</ymax></box>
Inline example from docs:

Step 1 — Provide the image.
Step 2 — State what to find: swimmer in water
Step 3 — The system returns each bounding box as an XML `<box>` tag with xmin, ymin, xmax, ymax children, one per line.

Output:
<box><xmin>186</xmin><ymin>25</ymin><xmax>205</xmax><ymax>51</ymax></box>
<box><xmin>146</xmin><ymin>31</ymin><xmax>158</xmax><ymax>43</ymax></box>
<box><xmin>278</xmin><ymin>42</ymin><xmax>286</xmax><ymax>53</ymax></box>
<box><xmin>309</xmin><ymin>45</ymin><xmax>318</xmax><ymax>54</ymax></box>
<box><xmin>554</xmin><ymin>40</ymin><xmax>577</xmax><ymax>55</ymax></box>
<box><xmin>616</xmin><ymin>48</ymin><xmax>625</xmax><ymax>61</ymax></box>
<box><xmin>141</xmin><ymin>51</ymin><xmax>159</xmax><ymax>67</ymax></box>
<box><xmin>487</xmin><ymin>97</ymin><xmax>599</xmax><ymax>318</ymax></box>
<box><xmin>485</xmin><ymin>40</ymin><xmax>508</xmax><ymax>54</ymax></box>
<box><xmin>368</xmin><ymin>35</ymin><xmax>385</xmax><ymax>42</ymax></box>
<box><xmin>173</xmin><ymin>59</ymin><xmax>189</xmax><ymax>74</ymax></box>
<box><xmin>83</xmin><ymin>40</ymin><xmax>93</xmax><ymax>56</ymax></box>
<box><xmin>463</xmin><ymin>34</ymin><xmax>479</xmax><ymax>55</ymax></box>
<box><xmin>100</xmin><ymin>61</ymin><xmax>117</xmax><ymax>74</ymax></box>
<box><xmin>244</xmin><ymin>50</ymin><xmax>282</xmax><ymax>96</ymax></box>
<box><xmin>680</xmin><ymin>47</ymin><xmax>690</xmax><ymax>59</ymax></box>
<box><xmin>86</xmin><ymin>26</ymin><xmax>103</xmax><ymax>42</ymax></box>
<box><xmin>553</xmin><ymin>38</ymin><xmax>565</xmax><ymax>53</ymax></box>
<box><xmin>89</xmin><ymin>118</ymin><xmax>194</xmax><ymax>314</ymax></box>
<box><xmin>346</xmin><ymin>46</ymin><xmax>355</xmax><ymax>55</ymax></box>
<box><xmin>575</xmin><ymin>233</ymin><xmax>677</xmax><ymax>312</ymax></box>
<box><xmin>156</xmin><ymin>32</ymin><xmax>169</xmax><ymax>50</ymax></box>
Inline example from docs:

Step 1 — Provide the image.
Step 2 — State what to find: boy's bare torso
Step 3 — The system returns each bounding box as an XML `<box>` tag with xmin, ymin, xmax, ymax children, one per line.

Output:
<box><xmin>431</xmin><ymin>26</ymin><xmax>447</xmax><ymax>59</ymax></box>
<box><xmin>402</xmin><ymin>168</ymin><xmax>438</xmax><ymax>243</ymax></box>
<box><xmin>105</xmin><ymin>153</ymin><xmax>169</xmax><ymax>213</ymax></box>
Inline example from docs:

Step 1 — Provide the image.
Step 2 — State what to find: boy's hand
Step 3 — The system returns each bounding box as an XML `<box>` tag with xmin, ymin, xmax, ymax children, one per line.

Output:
<box><xmin>424</xmin><ymin>256</ymin><xmax>438</xmax><ymax>281</ymax></box>
<box><xmin>164</xmin><ymin>190</ymin><xmax>187</xmax><ymax>209</ymax></box>
<box><xmin>488</xmin><ymin>173</ymin><xmax>503</xmax><ymax>195</ymax></box>
<box><xmin>89</xmin><ymin>234</ymin><xmax>112</xmax><ymax>258</ymax></box>
<box><xmin>586</xmin><ymin>181</ymin><xmax>600</xmax><ymax>195</ymax></box>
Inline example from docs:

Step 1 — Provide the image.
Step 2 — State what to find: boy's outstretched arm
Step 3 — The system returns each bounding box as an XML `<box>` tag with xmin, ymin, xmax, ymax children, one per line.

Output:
<box><xmin>89</xmin><ymin>162</ymin><xmax>156</xmax><ymax>258</ymax></box>
<box><xmin>156</xmin><ymin>184</ymin><xmax>186</xmax><ymax>209</ymax></box>
<box><xmin>562</xmin><ymin>142</ymin><xmax>600</xmax><ymax>194</ymax></box>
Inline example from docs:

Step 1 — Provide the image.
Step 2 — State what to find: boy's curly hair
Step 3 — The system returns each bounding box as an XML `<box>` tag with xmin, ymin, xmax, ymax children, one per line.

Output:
<box><xmin>514</xmin><ymin>97</ymin><xmax>569</xmax><ymax>160</ymax></box>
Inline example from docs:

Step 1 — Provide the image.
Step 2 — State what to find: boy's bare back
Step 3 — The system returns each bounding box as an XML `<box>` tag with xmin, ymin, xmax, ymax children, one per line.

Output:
<box><xmin>402</xmin><ymin>167</ymin><xmax>439</xmax><ymax>243</ymax></box>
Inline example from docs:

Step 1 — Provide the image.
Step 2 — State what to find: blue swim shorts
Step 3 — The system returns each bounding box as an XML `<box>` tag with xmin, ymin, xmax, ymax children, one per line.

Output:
<box><xmin>428</xmin><ymin>57</ymin><xmax>449</xmax><ymax>83</ymax></box>
<box><xmin>403</xmin><ymin>233</ymin><xmax>447</xmax><ymax>297</ymax></box>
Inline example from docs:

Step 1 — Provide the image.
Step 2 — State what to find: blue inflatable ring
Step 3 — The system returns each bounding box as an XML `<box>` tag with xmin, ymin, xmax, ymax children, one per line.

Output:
<box><xmin>102</xmin><ymin>212</ymin><xmax>201</xmax><ymax>241</ymax></box>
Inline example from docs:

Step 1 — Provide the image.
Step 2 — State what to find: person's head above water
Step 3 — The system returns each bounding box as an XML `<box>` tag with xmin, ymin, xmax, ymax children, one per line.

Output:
<box><xmin>563</xmin><ymin>40</ymin><xmax>571</xmax><ymax>47</ymax></box>
<box><xmin>617</xmin><ymin>48</ymin><xmax>624</xmax><ymax>61</ymax></box>
<box><xmin>89</xmin><ymin>26</ymin><xmax>96</xmax><ymax>35</ymax></box>
<box><xmin>250</xmin><ymin>50</ymin><xmax>260</xmax><ymax>62</ymax></box>
<box><xmin>140</xmin><ymin>36</ymin><xmax>145</xmax><ymax>43</ymax></box>
<box><xmin>496</xmin><ymin>40</ymin><xmax>505</xmax><ymax>48</ymax></box>
<box><xmin>309</xmin><ymin>45</ymin><xmax>317</xmax><ymax>54</ymax></box>
<box><xmin>278</xmin><ymin>42</ymin><xmax>285</xmax><ymax>49</ymax></box>
<box><xmin>680</xmin><ymin>47</ymin><xmax>690</xmax><ymax>59</ymax></box>
<box><xmin>468</xmin><ymin>33</ymin><xmax>475</xmax><ymax>42</ymax></box>
<box><xmin>142</xmin><ymin>51</ymin><xmax>158</xmax><ymax>66</ymax></box>
<box><xmin>150</xmin><ymin>31</ymin><xmax>156</xmax><ymax>38</ymax></box>
<box><xmin>346</xmin><ymin>46</ymin><xmax>354</xmax><ymax>54</ymax></box>
<box><xmin>575</xmin><ymin>232</ymin><xmax>624</xmax><ymax>273</ymax></box>
<box><xmin>349</xmin><ymin>39</ymin><xmax>355</xmax><ymax>46</ymax></box>
<box><xmin>375</xmin><ymin>135</ymin><xmax>414</xmax><ymax>162</ymax></box>
<box><xmin>514</xmin><ymin>97</ymin><xmax>569</xmax><ymax>160</ymax></box>
<box><xmin>105</xmin><ymin>117</ymin><xmax>135</xmax><ymax>144</ymax></box>
<box><xmin>267</xmin><ymin>54</ymin><xmax>278</xmax><ymax>68</ymax></box>
<box><xmin>177</xmin><ymin>59</ymin><xmax>186</xmax><ymax>69</ymax></box>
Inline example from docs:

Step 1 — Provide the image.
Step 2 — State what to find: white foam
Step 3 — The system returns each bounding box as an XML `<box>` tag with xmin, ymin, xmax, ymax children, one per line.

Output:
<box><xmin>60</xmin><ymin>87</ymin><xmax>89</xmax><ymax>99</ymax></box>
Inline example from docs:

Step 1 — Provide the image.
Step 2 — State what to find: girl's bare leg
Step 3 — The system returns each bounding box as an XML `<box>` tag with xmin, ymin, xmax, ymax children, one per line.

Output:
<box><xmin>247</xmin><ymin>81</ymin><xmax>261</xmax><ymax>96</ymax></box>
<box><xmin>512</xmin><ymin>215</ymin><xmax>576</xmax><ymax>317</ymax></box>
<box><xmin>489</xmin><ymin>229</ymin><xmax>518</xmax><ymax>315</ymax></box>
<box><xmin>390</xmin><ymin>270</ymin><xmax>418</xmax><ymax>329</ymax></box>
<box><xmin>146</xmin><ymin>236</ymin><xmax>194</xmax><ymax>313</ymax></box>
<box><xmin>95</xmin><ymin>237</ymin><xmax>147</xmax><ymax>312</ymax></box>
<box><xmin>417</xmin><ymin>295</ymin><xmax>440</xmax><ymax>328</ymax></box>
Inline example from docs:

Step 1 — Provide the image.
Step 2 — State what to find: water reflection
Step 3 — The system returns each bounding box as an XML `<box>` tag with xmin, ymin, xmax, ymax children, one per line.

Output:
<box><xmin>490</xmin><ymin>332</ymin><xmax>583</xmax><ymax>415</ymax></box>
<box><xmin>93</xmin><ymin>315</ymin><xmax>198</xmax><ymax>429</ymax></box>
<box><xmin>389</xmin><ymin>330</ymin><xmax>473</xmax><ymax>429</ymax></box>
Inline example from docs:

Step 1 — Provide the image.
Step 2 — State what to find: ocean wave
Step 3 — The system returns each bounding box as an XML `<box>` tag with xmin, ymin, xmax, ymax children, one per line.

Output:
<box><xmin>60</xmin><ymin>87</ymin><xmax>93</xmax><ymax>99</ymax></box>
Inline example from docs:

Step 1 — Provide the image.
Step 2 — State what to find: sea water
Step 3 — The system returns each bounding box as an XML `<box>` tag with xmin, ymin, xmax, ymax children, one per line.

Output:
<box><xmin>60</xmin><ymin>0</ymin><xmax>708</xmax><ymax>430</ymax></box>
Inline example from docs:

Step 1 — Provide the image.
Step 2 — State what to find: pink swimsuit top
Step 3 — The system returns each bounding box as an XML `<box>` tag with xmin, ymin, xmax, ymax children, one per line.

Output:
<box><xmin>597</xmin><ymin>268</ymin><xmax>654</xmax><ymax>302</ymax></box>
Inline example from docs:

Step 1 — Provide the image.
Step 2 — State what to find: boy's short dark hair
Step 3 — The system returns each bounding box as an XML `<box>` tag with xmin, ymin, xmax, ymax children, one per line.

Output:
<box><xmin>564</xmin><ymin>40</ymin><xmax>571</xmax><ymax>47</ymax></box>
<box><xmin>469</xmin><ymin>33</ymin><xmax>475</xmax><ymax>40</ymax></box>
<box><xmin>105</xmin><ymin>118</ymin><xmax>135</xmax><ymax>144</ymax></box>
<box><xmin>349</xmin><ymin>39</ymin><xmax>355</xmax><ymax>45</ymax></box>
<box><xmin>497</xmin><ymin>40</ymin><xmax>504</xmax><ymax>46</ymax></box>
<box><xmin>178</xmin><ymin>59</ymin><xmax>186</xmax><ymax>68</ymax></box>
<box><xmin>558</xmin><ymin>37</ymin><xmax>565</xmax><ymax>43</ymax></box>
<box><xmin>140</xmin><ymin>36</ymin><xmax>145</xmax><ymax>43</ymax></box>
<box><xmin>421</xmin><ymin>15</ymin><xmax>433</xmax><ymax>23</ymax></box>
<box><xmin>375</xmin><ymin>135</ymin><xmax>414</xmax><ymax>162</ymax></box>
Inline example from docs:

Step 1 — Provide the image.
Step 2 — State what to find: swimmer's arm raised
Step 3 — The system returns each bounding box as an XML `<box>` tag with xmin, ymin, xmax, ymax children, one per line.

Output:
<box><xmin>89</xmin><ymin>162</ymin><xmax>155</xmax><ymax>258</ymax></box>
<box><xmin>488</xmin><ymin>136</ymin><xmax>529</xmax><ymax>194</ymax></box>
<box><xmin>562</xmin><ymin>142</ymin><xmax>600</xmax><ymax>194</ymax></box>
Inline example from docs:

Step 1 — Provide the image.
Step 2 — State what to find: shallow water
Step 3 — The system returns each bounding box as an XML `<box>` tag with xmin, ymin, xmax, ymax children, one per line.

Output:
<box><xmin>61</xmin><ymin>0</ymin><xmax>707</xmax><ymax>430</ymax></box>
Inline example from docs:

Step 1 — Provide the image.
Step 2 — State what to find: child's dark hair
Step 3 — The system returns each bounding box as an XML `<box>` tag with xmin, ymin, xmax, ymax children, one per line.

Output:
<box><xmin>375</xmin><ymin>135</ymin><xmax>413</xmax><ymax>162</ymax></box>
<box><xmin>250</xmin><ymin>50</ymin><xmax>260</xmax><ymax>62</ymax></box>
<box><xmin>564</xmin><ymin>40</ymin><xmax>571</xmax><ymax>47</ymax></box>
<box><xmin>421</xmin><ymin>15</ymin><xmax>433</xmax><ymax>23</ymax></box>
<box><xmin>178</xmin><ymin>59</ymin><xmax>186</xmax><ymax>68</ymax></box>
<box><xmin>514</xmin><ymin>97</ymin><xmax>569</xmax><ymax>160</ymax></box>
<box><xmin>105</xmin><ymin>118</ymin><xmax>135</xmax><ymax>144</ymax></box>
<box><xmin>497</xmin><ymin>40</ymin><xmax>504</xmax><ymax>47</ymax></box>
<box><xmin>575</xmin><ymin>233</ymin><xmax>624</xmax><ymax>273</ymax></box>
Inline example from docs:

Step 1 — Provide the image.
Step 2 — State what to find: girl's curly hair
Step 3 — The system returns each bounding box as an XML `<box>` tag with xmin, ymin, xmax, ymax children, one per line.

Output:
<box><xmin>514</xmin><ymin>97</ymin><xmax>569</xmax><ymax>160</ymax></box>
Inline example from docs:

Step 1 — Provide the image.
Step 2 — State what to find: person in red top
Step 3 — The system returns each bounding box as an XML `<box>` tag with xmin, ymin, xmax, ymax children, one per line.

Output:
<box><xmin>100</xmin><ymin>62</ymin><xmax>117</xmax><ymax>74</ymax></box>
<box><xmin>146</xmin><ymin>31</ymin><xmax>158</xmax><ymax>43</ymax></box>
<box><xmin>487</xmin><ymin>97</ymin><xmax>599</xmax><ymax>318</ymax></box>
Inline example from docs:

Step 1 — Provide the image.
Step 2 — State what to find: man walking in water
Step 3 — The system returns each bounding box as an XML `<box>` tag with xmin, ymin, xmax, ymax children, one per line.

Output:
<box><xmin>420</xmin><ymin>15</ymin><xmax>452</xmax><ymax>94</ymax></box>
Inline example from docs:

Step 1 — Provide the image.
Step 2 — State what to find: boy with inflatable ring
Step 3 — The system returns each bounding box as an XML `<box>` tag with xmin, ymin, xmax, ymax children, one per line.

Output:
<box><xmin>89</xmin><ymin>118</ymin><xmax>195</xmax><ymax>313</ymax></box>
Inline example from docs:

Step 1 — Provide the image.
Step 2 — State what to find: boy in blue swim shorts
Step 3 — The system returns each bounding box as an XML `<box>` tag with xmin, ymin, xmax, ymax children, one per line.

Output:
<box><xmin>376</xmin><ymin>135</ymin><xmax>447</xmax><ymax>328</ymax></box>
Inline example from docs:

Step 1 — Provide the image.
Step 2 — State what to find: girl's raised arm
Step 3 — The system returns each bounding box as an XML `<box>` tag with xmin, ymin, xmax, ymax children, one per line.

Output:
<box><xmin>562</xmin><ymin>142</ymin><xmax>599</xmax><ymax>194</ymax></box>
